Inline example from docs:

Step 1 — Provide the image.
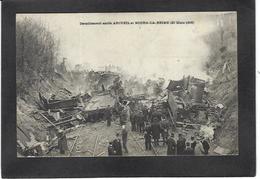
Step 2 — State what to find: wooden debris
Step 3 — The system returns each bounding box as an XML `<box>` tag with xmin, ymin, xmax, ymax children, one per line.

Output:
<box><xmin>130</xmin><ymin>132</ymin><xmax>144</xmax><ymax>151</ymax></box>
<box><xmin>176</xmin><ymin>121</ymin><xmax>201</xmax><ymax>127</ymax></box>
<box><xmin>39</xmin><ymin>112</ymin><xmax>57</xmax><ymax>128</ymax></box>
<box><xmin>96</xmin><ymin>151</ymin><xmax>105</xmax><ymax>156</ymax></box>
<box><xmin>167</xmin><ymin>108</ymin><xmax>175</xmax><ymax>127</ymax></box>
<box><xmin>17</xmin><ymin>126</ymin><xmax>30</xmax><ymax>140</ymax></box>
<box><xmin>67</xmin><ymin>126</ymin><xmax>83</xmax><ymax>156</ymax></box>
<box><xmin>93</xmin><ymin>135</ymin><xmax>99</xmax><ymax>157</ymax></box>
<box><xmin>151</xmin><ymin>143</ymin><xmax>158</xmax><ymax>156</ymax></box>
<box><xmin>52</xmin><ymin>118</ymin><xmax>78</xmax><ymax>126</ymax></box>
<box><xmin>68</xmin><ymin>135</ymin><xmax>80</xmax><ymax>157</ymax></box>
<box><xmin>81</xmin><ymin>149</ymin><xmax>94</xmax><ymax>155</ymax></box>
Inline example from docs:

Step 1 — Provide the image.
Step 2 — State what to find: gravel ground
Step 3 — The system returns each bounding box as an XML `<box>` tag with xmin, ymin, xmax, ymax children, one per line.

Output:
<box><xmin>47</xmin><ymin>118</ymin><xmax>218</xmax><ymax>157</ymax></box>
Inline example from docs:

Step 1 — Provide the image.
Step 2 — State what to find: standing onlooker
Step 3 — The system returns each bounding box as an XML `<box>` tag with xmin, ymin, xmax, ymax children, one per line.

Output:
<box><xmin>167</xmin><ymin>133</ymin><xmax>176</xmax><ymax>155</ymax></box>
<box><xmin>151</xmin><ymin>119</ymin><xmax>161</xmax><ymax>146</ymax></box>
<box><xmin>144</xmin><ymin>128</ymin><xmax>152</xmax><ymax>150</ymax></box>
<box><xmin>130</xmin><ymin>109</ymin><xmax>137</xmax><ymax>131</ymax></box>
<box><xmin>142</xmin><ymin>107</ymin><xmax>149</xmax><ymax>122</ymax></box>
<box><xmin>112</xmin><ymin>133</ymin><xmax>122</xmax><ymax>156</ymax></box>
<box><xmin>202</xmin><ymin>138</ymin><xmax>210</xmax><ymax>155</ymax></box>
<box><xmin>104</xmin><ymin>105</ymin><xmax>112</xmax><ymax>127</ymax></box>
<box><xmin>160</xmin><ymin>116</ymin><xmax>169</xmax><ymax>146</ymax></box>
<box><xmin>136</xmin><ymin>110</ymin><xmax>144</xmax><ymax>133</ymax></box>
<box><xmin>161</xmin><ymin>128</ymin><xmax>169</xmax><ymax>146</ymax></box>
<box><xmin>177</xmin><ymin>133</ymin><xmax>186</xmax><ymax>155</ymax></box>
<box><xmin>190</xmin><ymin>136</ymin><xmax>197</xmax><ymax>152</ymax></box>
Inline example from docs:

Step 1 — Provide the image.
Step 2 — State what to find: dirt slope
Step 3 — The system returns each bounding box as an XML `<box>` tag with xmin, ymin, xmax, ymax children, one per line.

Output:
<box><xmin>204</xmin><ymin>13</ymin><xmax>238</xmax><ymax>153</ymax></box>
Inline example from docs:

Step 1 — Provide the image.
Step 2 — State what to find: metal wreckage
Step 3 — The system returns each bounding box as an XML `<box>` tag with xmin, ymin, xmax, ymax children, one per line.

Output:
<box><xmin>17</xmin><ymin>75</ymin><xmax>225</xmax><ymax>156</ymax></box>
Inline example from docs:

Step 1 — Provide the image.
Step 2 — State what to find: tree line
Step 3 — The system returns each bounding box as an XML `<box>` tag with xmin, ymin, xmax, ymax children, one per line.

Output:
<box><xmin>16</xmin><ymin>17</ymin><xmax>60</xmax><ymax>96</ymax></box>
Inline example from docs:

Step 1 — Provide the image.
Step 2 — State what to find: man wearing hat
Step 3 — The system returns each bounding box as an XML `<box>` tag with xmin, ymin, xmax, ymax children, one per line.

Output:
<box><xmin>177</xmin><ymin>133</ymin><xmax>186</xmax><ymax>155</ymax></box>
<box><xmin>144</xmin><ymin>124</ymin><xmax>152</xmax><ymax>150</ymax></box>
<box><xmin>151</xmin><ymin>118</ymin><xmax>161</xmax><ymax>146</ymax></box>
<box><xmin>167</xmin><ymin>133</ymin><xmax>176</xmax><ymax>155</ymax></box>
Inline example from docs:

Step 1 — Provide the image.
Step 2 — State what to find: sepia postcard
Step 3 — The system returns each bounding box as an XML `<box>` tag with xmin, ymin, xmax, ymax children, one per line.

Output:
<box><xmin>16</xmin><ymin>12</ymin><xmax>239</xmax><ymax>157</ymax></box>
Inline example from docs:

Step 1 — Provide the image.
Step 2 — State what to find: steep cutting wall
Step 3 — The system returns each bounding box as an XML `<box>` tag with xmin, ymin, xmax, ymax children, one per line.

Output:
<box><xmin>204</xmin><ymin>13</ymin><xmax>238</xmax><ymax>153</ymax></box>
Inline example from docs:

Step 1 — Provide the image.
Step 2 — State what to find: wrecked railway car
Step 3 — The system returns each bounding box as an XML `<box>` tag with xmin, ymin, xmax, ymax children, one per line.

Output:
<box><xmin>39</xmin><ymin>92</ymin><xmax>81</xmax><ymax>110</ymax></box>
<box><xmin>82</xmin><ymin>92</ymin><xmax>117</xmax><ymax>122</ymax></box>
<box><xmin>166</xmin><ymin>76</ymin><xmax>211</xmax><ymax>124</ymax></box>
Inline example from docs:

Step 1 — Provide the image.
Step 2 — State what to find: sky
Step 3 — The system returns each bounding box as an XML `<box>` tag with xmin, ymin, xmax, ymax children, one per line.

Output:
<box><xmin>17</xmin><ymin>12</ymin><xmax>236</xmax><ymax>81</ymax></box>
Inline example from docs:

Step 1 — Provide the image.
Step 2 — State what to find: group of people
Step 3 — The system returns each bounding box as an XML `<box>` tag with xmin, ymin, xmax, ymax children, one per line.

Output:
<box><xmin>130</xmin><ymin>108</ymin><xmax>148</xmax><ymax>133</ymax></box>
<box><xmin>141</xmin><ymin>113</ymin><xmax>171</xmax><ymax>150</ymax></box>
<box><xmin>106</xmin><ymin>100</ymin><xmax>211</xmax><ymax>156</ymax></box>
<box><xmin>166</xmin><ymin>134</ymin><xmax>210</xmax><ymax>155</ymax></box>
<box><xmin>142</xmin><ymin>114</ymin><xmax>210</xmax><ymax>155</ymax></box>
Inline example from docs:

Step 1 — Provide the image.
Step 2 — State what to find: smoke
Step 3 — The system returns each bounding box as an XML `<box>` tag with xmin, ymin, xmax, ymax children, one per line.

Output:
<box><xmin>17</xmin><ymin>12</ymin><xmax>234</xmax><ymax>82</ymax></box>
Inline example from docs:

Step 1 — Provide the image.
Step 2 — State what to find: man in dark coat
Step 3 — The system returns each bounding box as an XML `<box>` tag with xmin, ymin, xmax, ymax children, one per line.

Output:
<box><xmin>136</xmin><ymin>110</ymin><xmax>144</xmax><ymax>133</ymax></box>
<box><xmin>142</xmin><ymin>107</ymin><xmax>149</xmax><ymax>122</ymax></box>
<box><xmin>161</xmin><ymin>128</ymin><xmax>169</xmax><ymax>146</ymax></box>
<box><xmin>149</xmin><ymin>102</ymin><xmax>155</xmax><ymax>119</ymax></box>
<box><xmin>151</xmin><ymin>119</ymin><xmax>161</xmax><ymax>146</ymax></box>
<box><xmin>202</xmin><ymin>138</ymin><xmax>210</xmax><ymax>155</ymax></box>
<box><xmin>57</xmin><ymin>129</ymin><xmax>68</xmax><ymax>154</ymax></box>
<box><xmin>130</xmin><ymin>109</ymin><xmax>137</xmax><ymax>131</ymax></box>
<box><xmin>119</xmin><ymin>107</ymin><xmax>127</xmax><ymax>126</ymax></box>
<box><xmin>160</xmin><ymin>118</ymin><xmax>169</xmax><ymax>146</ymax></box>
<box><xmin>112</xmin><ymin>133</ymin><xmax>122</xmax><ymax>156</ymax></box>
<box><xmin>177</xmin><ymin>133</ymin><xmax>186</xmax><ymax>155</ymax></box>
<box><xmin>144</xmin><ymin>125</ymin><xmax>152</xmax><ymax>150</ymax></box>
<box><xmin>190</xmin><ymin>136</ymin><xmax>197</xmax><ymax>152</ymax></box>
<box><xmin>104</xmin><ymin>106</ymin><xmax>112</xmax><ymax>127</ymax></box>
<box><xmin>184</xmin><ymin>142</ymin><xmax>194</xmax><ymax>155</ymax></box>
<box><xmin>139</xmin><ymin>113</ymin><xmax>145</xmax><ymax>133</ymax></box>
<box><xmin>167</xmin><ymin>133</ymin><xmax>176</xmax><ymax>155</ymax></box>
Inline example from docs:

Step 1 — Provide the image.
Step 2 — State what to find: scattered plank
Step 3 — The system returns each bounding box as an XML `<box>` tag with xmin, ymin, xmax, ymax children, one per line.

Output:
<box><xmin>93</xmin><ymin>135</ymin><xmax>99</xmax><ymax>157</ymax></box>
<box><xmin>52</xmin><ymin>118</ymin><xmax>79</xmax><ymax>126</ymax></box>
<box><xmin>67</xmin><ymin>126</ymin><xmax>83</xmax><ymax>157</ymax></box>
<box><xmin>17</xmin><ymin>126</ymin><xmax>30</xmax><ymax>140</ymax></box>
<box><xmin>176</xmin><ymin>121</ymin><xmax>201</xmax><ymax>127</ymax></box>
<box><xmin>96</xmin><ymin>151</ymin><xmax>105</xmax><ymax>156</ymax></box>
<box><xmin>68</xmin><ymin>134</ymin><xmax>80</xmax><ymax>157</ymax></box>
<box><xmin>167</xmin><ymin>108</ymin><xmax>175</xmax><ymax>127</ymax></box>
<box><xmin>81</xmin><ymin>149</ymin><xmax>94</xmax><ymax>155</ymax></box>
<box><xmin>130</xmin><ymin>132</ymin><xmax>144</xmax><ymax>152</ymax></box>
<box><xmin>151</xmin><ymin>143</ymin><xmax>158</xmax><ymax>156</ymax></box>
<box><xmin>39</xmin><ymin>112</ymin><xmax>57</xmax><ymax>128</ymax></box>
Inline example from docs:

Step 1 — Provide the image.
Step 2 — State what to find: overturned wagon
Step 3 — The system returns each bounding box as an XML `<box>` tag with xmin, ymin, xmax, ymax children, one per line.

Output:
<box><xmin>39</xmin><ymin>92</ymin><xmax>80</xmax><ymax>110</ymax></box>
<box><xmin>82</xmin><ymin>92</ymin><xmax>116</xmax><ymax>122</ymax></box>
